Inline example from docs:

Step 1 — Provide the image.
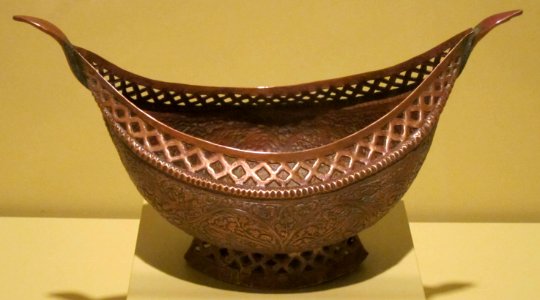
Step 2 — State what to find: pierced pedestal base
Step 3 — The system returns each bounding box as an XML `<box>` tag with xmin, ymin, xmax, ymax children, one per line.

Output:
<box><xmin>184</xmin><ymin>236</ymin><xmax>368</xmax><ymax>290</ymax></box>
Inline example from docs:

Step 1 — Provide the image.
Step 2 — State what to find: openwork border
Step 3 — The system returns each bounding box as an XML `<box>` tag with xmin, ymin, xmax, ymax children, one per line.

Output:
<box><xmin>82</xmin><ymin>33</ymin><xmax>469</xmax><ymax>199</ymax></box>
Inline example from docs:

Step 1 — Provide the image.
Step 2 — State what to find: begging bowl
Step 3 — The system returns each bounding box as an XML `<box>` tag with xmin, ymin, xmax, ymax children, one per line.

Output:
<box><xmin>14</xmin><ymin>10</ymin><xmax>521</xmax><ymax>289</ymax></box>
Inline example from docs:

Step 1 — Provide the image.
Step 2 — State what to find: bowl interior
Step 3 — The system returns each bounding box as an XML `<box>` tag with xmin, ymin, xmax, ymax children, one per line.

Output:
<box><xmin>80</xmin><ymin>32</ymin><xmax>459</xmax><ymax>153</ymax></box>
<box><xmin>147</xmin><ymin>94</ymin><xmax>406</xmax><ymax>152</ymax></box>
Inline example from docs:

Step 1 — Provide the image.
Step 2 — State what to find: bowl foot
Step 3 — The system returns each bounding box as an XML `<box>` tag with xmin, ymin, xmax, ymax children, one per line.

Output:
<box><xmin>184</xmin><ymin>236</ymin><xmax>368</xmax><ymax>290</ymax></box>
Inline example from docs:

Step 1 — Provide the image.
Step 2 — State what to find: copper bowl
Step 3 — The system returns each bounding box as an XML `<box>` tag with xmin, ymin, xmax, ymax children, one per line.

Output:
<box><xmin>15</xmin><ymin>10</ymin><xmax>521</xmax><ymax>289</ymax></box>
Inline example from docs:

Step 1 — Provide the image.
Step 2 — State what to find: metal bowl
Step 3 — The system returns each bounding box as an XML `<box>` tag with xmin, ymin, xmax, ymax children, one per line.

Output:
<box><xmin>14</xmin><ymin>10</ymin><xmax>521</xmax><ymax>289</ymax></box>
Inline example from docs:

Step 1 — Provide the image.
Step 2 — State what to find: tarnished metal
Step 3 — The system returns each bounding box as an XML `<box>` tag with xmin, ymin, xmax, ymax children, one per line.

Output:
<box><xmin>14</xmin><ymin>10</ymin><xmax>521</xmax><ymax>289</ymax></box>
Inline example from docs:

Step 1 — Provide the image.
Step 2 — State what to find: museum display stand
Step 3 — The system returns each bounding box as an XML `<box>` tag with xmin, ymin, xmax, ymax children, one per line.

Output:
<box><xmin>126</xmin><ymin>201</ymin><xmax>426</xmax><ymax>299</ymax></box>
<box><xmin>2</xmin><ymin>210</ymin><xmax>539</xmax><ymax>299</ymax></box>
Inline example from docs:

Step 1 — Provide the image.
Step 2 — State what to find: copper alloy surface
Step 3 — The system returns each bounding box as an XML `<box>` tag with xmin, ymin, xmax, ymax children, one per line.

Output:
<box><xmin>14</xmin><ymin>10</ymin><xmax>522</xmax><ymax>289</ymax></box>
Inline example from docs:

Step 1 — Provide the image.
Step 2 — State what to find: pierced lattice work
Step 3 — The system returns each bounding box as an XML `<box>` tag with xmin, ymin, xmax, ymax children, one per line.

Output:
<box><xmin>82</xmin><ymin>34</ymin><xmax>464</xmax><ymax>199</ymax></box>
<box><xmin>88</xmin><ymin>49</ymin><xmax>449</xmax><ymax>110</ymax></box>
<box><xmin>184</xmin><ymin>236</ymin><xmax>367</xmax><ymax>289</ymax></box>
<box><xmin>86</xmin><ymin>55</ymin><xmax>460</xmax><ymax>190</ymax></box>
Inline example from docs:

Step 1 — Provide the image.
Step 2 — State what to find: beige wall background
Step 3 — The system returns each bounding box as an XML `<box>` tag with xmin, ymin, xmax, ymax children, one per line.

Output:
<box><xmin>1</xmin><ymin>0</ymin><xmax>538</xmax><ymax>221</ymax></box>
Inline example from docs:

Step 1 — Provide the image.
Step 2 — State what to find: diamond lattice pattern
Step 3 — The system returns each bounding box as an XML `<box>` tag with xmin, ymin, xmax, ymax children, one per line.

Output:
<box><xmin>85</xmin><ymin>47</ymin><xmax>461</xmax><ymax>190</ymax></box>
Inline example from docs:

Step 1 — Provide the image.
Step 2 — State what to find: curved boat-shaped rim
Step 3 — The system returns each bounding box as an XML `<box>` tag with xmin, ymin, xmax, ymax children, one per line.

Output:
<box><xmin>13</xmin><ymin>11</ymin><xmax>522</xmax><ymax>199</ymax></box>
<box><xmin>79</xmin><ymin>29</ymin><xmax>471</xmax><ymax>161</ymax></box>
<box><xmin>14</xmin><ymin>10</ymin><xmax>522</xmax><ymax>199</ymax></box>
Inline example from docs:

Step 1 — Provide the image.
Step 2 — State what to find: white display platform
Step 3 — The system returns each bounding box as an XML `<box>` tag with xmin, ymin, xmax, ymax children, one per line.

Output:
<box><xmin>127</xmin><ymin>201</ymin><xmax>425</xmax><ymax>299</ymax></box>
<box><xmin>3</xmin><ymin>215</ymin><xmax>539</xmax><ymax>299</ymax></box>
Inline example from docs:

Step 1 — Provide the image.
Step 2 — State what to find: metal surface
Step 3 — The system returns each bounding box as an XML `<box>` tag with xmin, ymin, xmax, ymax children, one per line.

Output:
<box><xmin>14</xmin><ymin>10</ymin><xmax>521</xmax><ymax>289</ymax></box>
<box><xmin>185</xmin><ymin>236</ymin><xmax>368</xmax><ymax>290</ymax></box>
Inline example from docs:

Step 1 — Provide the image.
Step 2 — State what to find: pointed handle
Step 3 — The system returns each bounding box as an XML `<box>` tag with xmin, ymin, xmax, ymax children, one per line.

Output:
<box><xmin>472</xmin><ymin>10</ymin><xmax>523</xmax><ymax>45</ymax></box>
<box><xmin>13</xmin><ymin>15</ymin><xmax>72</xmax><ymax>47</ymax></box>
<box><xmin>14</xmin><ymin>15</ymin><xmax>88</xmax><ymax>87</ymax></box>
<box><xmin>457</xmin><ymin>10</ymin><xmax>522</xmax><ymax>75</ymax></box>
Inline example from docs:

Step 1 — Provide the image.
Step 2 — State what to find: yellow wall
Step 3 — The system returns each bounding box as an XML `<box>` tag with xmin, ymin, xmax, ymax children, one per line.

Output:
<box><xmin>1</xmin><ymin>0</ymin><xmax>539</xmax><ymax>221</ymax></box>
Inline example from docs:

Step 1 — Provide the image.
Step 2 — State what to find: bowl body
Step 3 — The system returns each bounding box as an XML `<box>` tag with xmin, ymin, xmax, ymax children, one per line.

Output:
<box><xmin>83</xmin><ymin>30</ymin><xmax>466</xmax><ymax>254</ymax></box>
<box><xmin>110</xmin><ymin>128</ymin><xmax>434</xmax><ymax>253</ymax></box>
<box><xmin>13</xmin><ymin>10</ymin><xmax>523</xmax><ymax>289</ymax></box>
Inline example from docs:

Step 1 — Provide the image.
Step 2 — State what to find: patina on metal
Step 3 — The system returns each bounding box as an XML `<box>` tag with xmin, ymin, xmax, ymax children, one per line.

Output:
<box><xmin>14</xmin><ymin>10</ymin><xmax>522</xmax><ymax>290</ymax></box>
